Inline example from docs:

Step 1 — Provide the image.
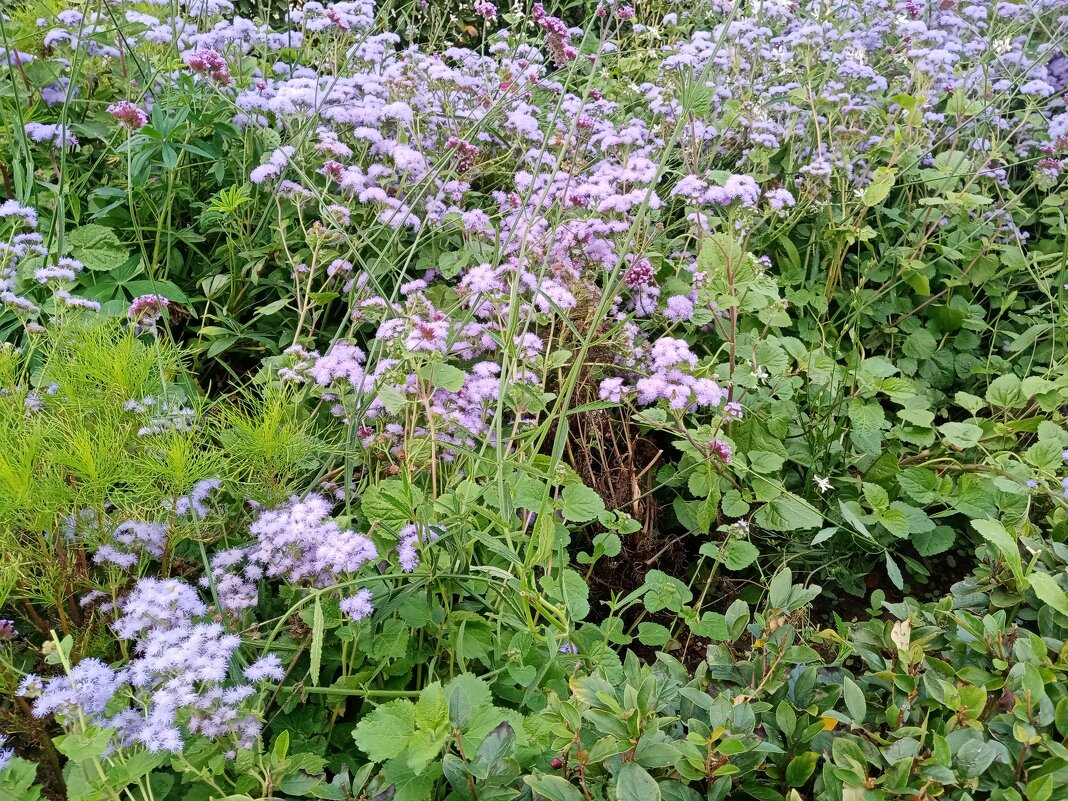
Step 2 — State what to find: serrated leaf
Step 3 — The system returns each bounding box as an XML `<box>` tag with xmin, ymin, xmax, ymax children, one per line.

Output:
<box><xmin>418</xmin><ymin>362</ymin><xmax>466</xmax><ymax>392</ymax></box>
<box><xmin>637</xmin><ymin>622</ymin><xmax>671</xmax><ymax>646</ymax></box>
<box><xmin>561</xmin><ymin>484</ymin><xmax>605</xmax><ymax>523</ymax></box>
<box><xmin>353</xmin><ymin>699</ymin><xmax>415</xmax><ymax>762</ymax></box>
<box><xmin>914</xmin><ymin>526</ymin><xmax>954</xmax><ymax>557</ymax></box>
<box><xmin>66</xmin><ymin>224</ymin><xmax>129</xmax><ymax>271</ymax></box>
<box><xmin>876</xmin><ymin>508</ymin><xmax>910</xmax><ymax>539</ymax></box>
<box><xmin>862</xmin><ymin>166</ymin><xmax>896</xmax><ymax>206</ymax></box>
<box><xmin>755</xmin><ymin>493</ymin><xmax>822</xmax><ymax>531</ymax></box>
<box><xmin>985</xmin><ymin>374</ymin><xmax>1024</xmax><ymax>408</ymax></box>
<box><xmin>939</xmin><ymin>422</ymin><xmax>983</xmax><ymax>449</ymax></box>
<box><xmin>897</xmin><ymin>468</ymin><xmax>939</xmax><ymax>504</ymax></box>
<box><xmin>445</xmin><ymin>674</ymin><xmax>491</xmax><ymax>729</ymax></box>
<box><xmin>720</xmin><ymin>540</ymin><xmax>759</xmax><ymax>570</ymax></box>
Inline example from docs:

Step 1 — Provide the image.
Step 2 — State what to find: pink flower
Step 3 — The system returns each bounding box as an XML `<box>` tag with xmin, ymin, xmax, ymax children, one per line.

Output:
<box><xmin>107</xmin><ymin>101</ymin><xmax>148</xmax><ymax>130</ymax></box>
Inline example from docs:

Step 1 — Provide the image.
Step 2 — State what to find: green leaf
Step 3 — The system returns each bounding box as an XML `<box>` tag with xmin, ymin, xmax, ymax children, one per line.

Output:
<box><xmin>1027</xmin><ymin>571</ymin><xmax>1068</xmax><ymax>618</ymax></box>
<box><xmin>616</xmin><ymin>762</ymin><xmax>661</xmax><ymax>801</ymax></box>
<box><xmin>939</xmin><ymin>422</ymin><xmax>983</xmax><ymax>449</ymax></box>
<box><xmin>377</xmin><ymin>384</ymin><xmax>409</xmax><ymax>415</ymax></box>
<box><xmin>1055</xmin><ymin>697</ymin><xmax>1068</xmax><ymax>739</ymax></box>
<box><xmin>445</xmin><ymin>674</ymin><xmax>491</xmax><ymax>729</ymax></box>
<box><xmin>843</xmin><ymin>676</ymin><xmax>866</xmax><ymax>724</ymax></box>
<box><xmin>914</xmin><ymin>527</ymin><xmax>955</xmax><ymax>557</ymax></box>
<box><xmin>903</xmin><ymin>330</ymin><xmax>937</xmax><ymax>360</ymax></box>
<box><xmin>746</xmin><ymin>450</ymin><xmax>784</xmax><ymax>474</ymax></box>
<box><xmin>784</xmin><ymin>752</ymin><xmax>819</xmax><ymax>787</ymax></box>
<box><xmin>897</xmin><ymin>468</ymin><xmax>939</xmax><ymax>504</ymax></box>
<box><xmin>642</xmin><ymin>570</ymin><xmax>692</xmax><ymax>613</ymax></box>
<box><xmin>66</xmin><ymin>224</ymin><xmax>129</xmax><ymax>271</ymax></box>
<box><xmin>418</xmin><ymin>363</ymin><xmax>466</xmax><ymax>393</ymax></box>
<box><xmin>848</xmin><ymin>401</ymin><xmax>887</xmax><ymax>453</ymax></box>
<box><xmin>862</xmin><ymin>482</ymin><xmax>889</xmax><ymax>511</ymax></box>
<box><xmin>768</xmin><ymin>568</ymin><xmax>793</xmax><ymax>609</ymax></box>
<box><xmin>637</xmin><ymin>622</ymin><xmax>672</xmax><ymax>646</ymax></box>
<box><xmin>471</xmin><ymin>722</ymin><xmax>516</xmax><ymax>779</ymax></box>
<box><xmin>971</xmin><ymin>519</ymin><xmax>1023</xmax><ymax>586</ymax></box>
<box><xmin>876</xmin><ymin>508</ymin><xmax>910</xmax><ymax>539</ymax></box>
<box><xmin>559</xmin><ymin>569</ymin><xmax>590</xmax><ymax>621</ymax></box>
<box><xmin>382</xmin><ymin>756</ymin><xmax>442</xmax><ymax>801</ymax></box>
<box><xmin>754</xmin><ymin>494</ymin><xmax>822</xmax><ymax>531</ymax></box>
<box><xmin>525</xmin><ymin>773</ymin><xmax>585</xmax><ymax>801</ymax></box>
<box><xmin>561</xmin><ymin>484</ymin><xmax>605</xmax><ymax>523</ymax></box>
<box><xmin>884</xmin><ymin>553</ymin><xmax>904</xmax><ymax>590</ymax></box>
<box><xmin>862</xmin><ymin>166</ymin><xmax>896</xmax><ymax>206</ymax></box>
<box><xmin>985</xmin><ymin>374</ymin><xmax>1025</xmax><ymax>408</ymax></box>
<box><xmin>54</xmin><ymin>728</ymin><xmax>114</xmax><ymax>761</ymax></box>
<box><xmin>955</xmin><ymin>739</ymin><xmax>996</xmax><ymax>779</ymax></box>
<box><xmin>124</xmin><ymin>278</ymin><xmax>189</xmax><ymax>304</ymax></box>
<box><xmin>415</xmin><ymin>682</ymin><xmax>448</xmax><ymax>731</ymax></box>
<box><xmin>690</xmin><ymin>612</ymin><xmax>729</xmax><ymax>640</ymax></box>
<box><xmin>725</xmin><ymin>599</ymin><xmax>749</xmax><ymax>641</ymax></box>
<box><xmin>352</xmin><ymin>699</ymin><xmax>415</xmax><ymax>762</ymax></box>
<box><xmin>720</xmin><ymin>540</ymin><xmax>759</xmax><ymax>571</ymax></box>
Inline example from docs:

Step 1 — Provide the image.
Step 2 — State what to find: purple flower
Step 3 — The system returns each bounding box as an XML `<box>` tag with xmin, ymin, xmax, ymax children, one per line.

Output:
<box><xmin>395</xmin><ymin>524</ymin><xmax>440</xmax><ymax>573</ymax></box>
<box><xmin>108</xmin><ymin>101</ymin><xmax>148</xmax><ymax>130</ymax></box>
<box><xmin>599</xmin><ymin>377</ymin><xmax>626</xmax><ymax>402</ymax></box>
<box><xmin>244</xmin><ymin>654</ymin><xmax>285</xmax><ymax>682</ymax></box>
<box><xmin>664</xmin><ymin>295</ymin><xmax>694</xmax><ymax>322</ymax></box>
<box><xmin>708</xmin><ymin>440</ymin><xmax>732</xmax><ymax>464</ymax></box>
<box><xmin>183</xmin><ymin>49</ymin><xmax>232</xmax><ymax>86</ymax></box>
<box><xmin>340</xmin><ymin>588</ymin><xmax>373</xmax><ymax>621</ymax></box>
<box><xmin>24</xmin><ymin>122</ymin><xmax>77</xmax><ymax>149</ymax></box>
<box><xmin>723</xmin><ymin>402</ymin><xmax>743</xmax><ymax>421</ymax></box>
<box><xmin>0</xmin><ymin>201</ymin><xmax>38</xmax><ymax>228</ymax></box>
<box><xmin>128</xmin><ymin>294</ymin><xmax>170</xmax><ymax>328</ymax></box>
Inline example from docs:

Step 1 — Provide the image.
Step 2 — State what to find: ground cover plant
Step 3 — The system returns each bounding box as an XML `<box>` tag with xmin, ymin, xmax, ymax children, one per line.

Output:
<box><xmin>1</xmin><ymin>0</ymin><xmax>1068</xmax><ymax>798</ymax></box>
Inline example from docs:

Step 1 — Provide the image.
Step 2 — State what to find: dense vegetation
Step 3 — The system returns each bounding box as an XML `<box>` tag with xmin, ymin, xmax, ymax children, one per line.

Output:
<box><xmin>1</xmin><ymin>0</ymin><xmax>1068</xmax><ymax>798</ymax></box>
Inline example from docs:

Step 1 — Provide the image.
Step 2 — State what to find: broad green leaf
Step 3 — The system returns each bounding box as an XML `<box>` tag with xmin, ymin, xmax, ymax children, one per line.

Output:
<box><xmin>842</xmin><ymin>676</ymin><xmax>866</xmax><ymax>724</ymax></box>
<box><xmin>418</xmin><ymin>362</ymin><xmax>466</xmax><ymax>392</ymax></box>
<box><xmin>721</xmin><ymin>540</ymin><xmax>759</xmax><ymax>570</ymax></box>
<box><xmin>1027</xmin><ymin>571</ymin><xmax>1068</xmax><ymax>618</ymax></box>
<box><xmin>939</xmin><ymin>422</ymin><xmax>983</xmax><ymax>449</ymax></box>
<box><xmin>971</xmin><ymin>519</ymin><xmax>1023</xmax><ymax>586</ymax></box>
<box><xmin>352</xmin><ymin>699</ymin><xmax>415</xmax><ymax>762</ymax></box>
<box><xmin>525</xmin><ymin>773</ymin><xmax>585</xmax><ymax>801</ymax></box>
<box><xmin>985</xmin><ymin>374</ymin><xmax>1024</xmax><ymax>408</ymax></box>
<box><xmin>755</xmin><ymin>494</ymin><xmax>822</xmax><ymax>531</ymax></box>
<box><xmin>66</xmin><ymin>224</ymin><xmax>129</xmax><ymax>271</ymax></box>
<box><xmin>616</xmin><ymin>762</ymin><xmax>661</xmax><ymax>801</ymax></box>
<box><xmin>914</xmin><ymin>526</ymin><xmax>955</xmax><ymax>557</ymax></box>
<box><xmin>561</xmin><ymin>484</ymin><xmax>605</xmax><ymax>523</ymax></box>
<box><xmin>445</xmin><ymin>673</ymin><xmax>491</xmax><ymax>728</ymax></box>
<box><xmin>862</xmin><ymin>166</ymin><xmax>896</xmax><ymax>206</ymax></box>
<box><xmin>785</xmin><ymin>752</ymin><xmax>819</xmax><ymax>787</ymax></box>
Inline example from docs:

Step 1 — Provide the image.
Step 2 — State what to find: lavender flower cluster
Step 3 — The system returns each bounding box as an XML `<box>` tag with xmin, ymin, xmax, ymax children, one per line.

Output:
<box><xmin>18</xmin><ymin>577</ymin><xmax>283</xmax><ymax>755</ymax></box>
<box><xmin>206</xmin><ymin>493</ymin><xmax>377</xmax><ymax>618</ymax></box>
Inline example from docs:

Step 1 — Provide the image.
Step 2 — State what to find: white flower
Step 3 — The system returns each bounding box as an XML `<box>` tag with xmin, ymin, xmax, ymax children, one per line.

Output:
<box><xmin>814</xmin><ymin>475</ymin><xmax>833</xmax><ymax>493</ymax></box>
